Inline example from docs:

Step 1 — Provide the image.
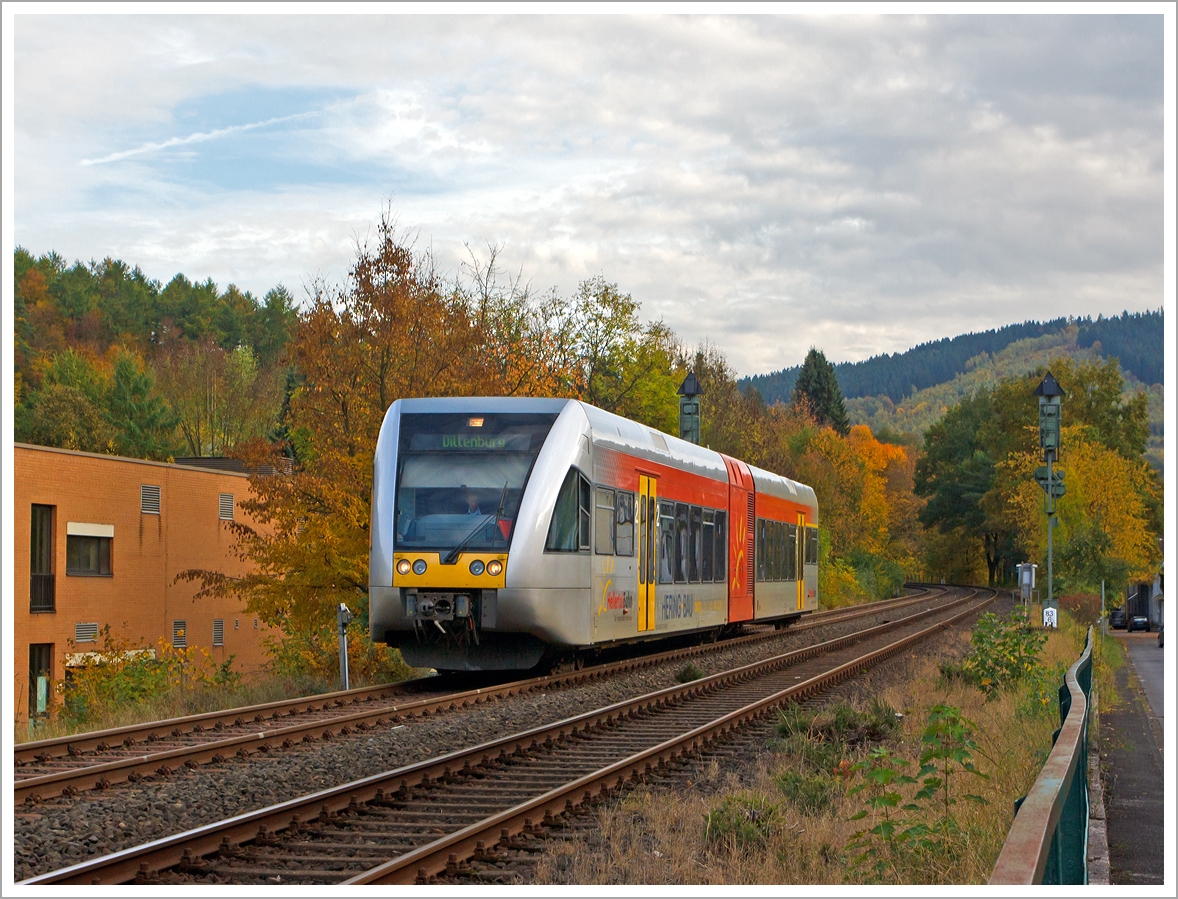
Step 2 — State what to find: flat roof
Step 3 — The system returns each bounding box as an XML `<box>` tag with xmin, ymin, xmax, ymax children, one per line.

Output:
<box><xmin>14</xmin><ymin>443</ymin><xmax>252</xmax><ymax>478</ymax></box>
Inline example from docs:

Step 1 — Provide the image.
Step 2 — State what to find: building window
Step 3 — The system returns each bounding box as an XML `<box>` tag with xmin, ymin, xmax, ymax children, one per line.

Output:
<box><xmin>29</xmin><ymin>644</ymin><xmax>53</xmax><ymax>719</ymax></box>
<box><xmin>173</xmin><ymin>620</ymin><xmax>187</xmax><ymax>648</ymax></box>
<box><xmin>213</xmin><ymin>619</ymin><xmax>225</xmax><ymax>646</ymax></box>
<box><xmin>66</xmin><ymin>535</ymin><xmax>112</xmax><ymax>576</ymax></box>
<box><xmin>74</xmin><ymin>622</ymin><xmax>99</xmax><ymax>643</ymax></box>
<box><xmin>30</xmin><ymin>504</ymin><xmax>55</xmax><ymax>612</ymax></box>
<box><xmin>219</xmin><ymin>493</ymin><xmax>235</xmax><ymax>521</ymax></box>
<box><xmin>141</xmin><ymin>484</ymin><xmax>161</xmax><ymax>514</ymax></box>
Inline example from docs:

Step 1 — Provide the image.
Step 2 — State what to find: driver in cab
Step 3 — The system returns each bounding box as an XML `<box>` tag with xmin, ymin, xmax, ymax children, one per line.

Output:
<box><xmin>462</xmin><ymin>486</ymin><xmax>482</xmax><ymax>515</ymax></box>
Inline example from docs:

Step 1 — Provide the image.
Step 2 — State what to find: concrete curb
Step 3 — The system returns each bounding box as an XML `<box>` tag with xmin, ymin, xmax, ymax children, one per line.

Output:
<box><xmin>1087</xmin><ymin>690</ymin><xmax>1110</xmax><ymax>885</ymax></box>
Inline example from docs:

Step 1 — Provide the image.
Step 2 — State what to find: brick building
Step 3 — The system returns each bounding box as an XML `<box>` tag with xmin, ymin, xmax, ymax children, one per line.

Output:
<box><xmin>14</xmin><ymin>443</ymin><xmax>272</xmax><ymax>727</ymax></box>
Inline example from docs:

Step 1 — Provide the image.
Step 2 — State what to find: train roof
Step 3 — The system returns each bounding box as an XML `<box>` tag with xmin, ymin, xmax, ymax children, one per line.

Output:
<box><xmin>389</xmin><ymin>397</ymin><xmax>816</xmax><ymax>506</ymax></box>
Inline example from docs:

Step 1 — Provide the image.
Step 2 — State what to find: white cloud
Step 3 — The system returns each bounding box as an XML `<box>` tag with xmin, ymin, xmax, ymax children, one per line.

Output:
<box><xmin>12</xmin><ymin>12</ymin><xmax>1165</xmax><ymax>375</ymax></box>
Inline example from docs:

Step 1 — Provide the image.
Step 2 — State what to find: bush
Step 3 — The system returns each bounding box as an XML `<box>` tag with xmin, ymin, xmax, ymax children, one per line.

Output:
<box><xmin>959</xmin><ymin>612</ymin><xmax>1047</xmax><ymax>697</ymax></box>
<box><xmin>775</xmin><ymin>769</ymin><xmax>837</xmax><ymax>816</ymax></box>
<box><xmin>676</xmin><ymin>663</ymin><xmax>704</xmax><ymax>683</ymax></box>
<box><xmin>703</xmin><ymin>792</ymin><xmax>783</xmax><ymax>849</ymax></box>
<box><xmin>848</xmin><ymin>549</ymin><xmax>906</xmax><ymax>600</ymax></box>
<box><xmin>61</xmin><ymin>626</ymin><xmax>240</xmax><ymax>726</ymax></box>
<box><xmin>1058</xmin><ymin>592</ymin><xmax>1102</xmax><ymax>626</ymax></box>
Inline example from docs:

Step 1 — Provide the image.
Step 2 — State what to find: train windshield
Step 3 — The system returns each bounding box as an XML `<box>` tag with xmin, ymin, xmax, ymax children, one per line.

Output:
<box><xmin>394</xmin><ymin>412</ymin><xmax>558</xmax><ymax>553</ymax></box>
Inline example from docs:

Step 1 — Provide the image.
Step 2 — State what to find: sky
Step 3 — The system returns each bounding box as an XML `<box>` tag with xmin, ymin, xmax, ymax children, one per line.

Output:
<box><xmin>8</xmin><ymin>8</ymin><xmax>1171</xmax><ymax>377</ymax></box>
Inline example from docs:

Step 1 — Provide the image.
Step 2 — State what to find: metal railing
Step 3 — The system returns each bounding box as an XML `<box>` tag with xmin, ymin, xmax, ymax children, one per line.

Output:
<box><xmin>990</xmin><ymin>625</ymin><xmax>1093</xmax><ymax>885</ymax></box>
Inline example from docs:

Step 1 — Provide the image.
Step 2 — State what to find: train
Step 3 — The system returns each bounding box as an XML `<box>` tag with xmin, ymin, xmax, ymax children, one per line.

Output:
<box><xmin>369</xmin><ymin>397</ymin><xmax>819</xmax><ymax>671</ymax></box>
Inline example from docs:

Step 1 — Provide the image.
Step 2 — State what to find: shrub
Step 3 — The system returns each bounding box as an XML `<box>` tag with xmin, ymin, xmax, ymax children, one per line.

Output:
<box><xmin>775</xmin><ymin>769</ymin><xmax>837</xmax><ymax>816</ymax></box>
<box><xmin>676</xmin><ymin>663</ymin><xmax>705</xmax><ymax>683</ymax></box>
<box><xmin>703</xmin><ymin>792</ymin><xmax>782</xmax><ymax>849</ymax></box>
<box><xmin>960</xmin><ymin>611</ymin><xmax>1047</xmax><ymax>697</ymax></box>
<box><xmin>61</xmin><ymin>626</ymin><xmax>241</xmax><ymax>725</ymax></box>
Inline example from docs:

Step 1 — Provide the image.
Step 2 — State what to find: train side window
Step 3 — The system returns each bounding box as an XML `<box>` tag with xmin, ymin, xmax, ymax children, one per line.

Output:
<box><xmin>714</xmin><ymin>511</ymin><xmax>727</xmax><ymax>582</ymax></box>
<box><xmin>806</xmin><ymin>526</ymin><xmax>819</xmax><ymax>565</ymax></box>
<box><xmin>765</xmin><ymin>521</ymin><xmax>774</xmax><ymax>581</ymax></box>
<box><xmin>674</xmin><ymin>502</ymin><xmax>689</xmax><ymax>584</ymax></box>
<box><xmin>595</xmin><ymin>487</ymin><xmax>616</xmax><ymax>554</ymax></box>
<box><xmin>545</xmin><ymin>468</ymin><xmax>592</xmax><ymax>552</ymax></box>
<box><xmin>787</xmin><ymin>524</ymin><xmax>798</xmax><ymax>580</ymax></box>
<box><xmin>775</xmin><ymin>521</ymin><xmax>785</xmax><ymax>581</ymax></box>
<box><xmin>756</xmin><ymin>519</ymin><xmax>766</xmax><ymax>582</ymax></box>
<box><xmin>615</xmin><ymin>492</ymin><xmax>635</xmax><ymax>556</ymax></box>
<box><xmin>658</xmin><ymin>501</ymin><xmax>676</xmax><ymax>583</ymax></box>
<box><xmin>688</xmin><ymin>505</ymin><xmax>702</xmax><ymax>583</ymax></box>
<box><xmin>701</xmin><ymin>509</ymin><xmax>715</xmax><ymax>582</ymax></box>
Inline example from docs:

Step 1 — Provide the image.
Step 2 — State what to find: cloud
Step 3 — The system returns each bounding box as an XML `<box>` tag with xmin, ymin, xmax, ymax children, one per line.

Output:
<box><xmin>80</xmin><ymin>110</ymin><xmax>318</xmax><ymax>166</ymax></box>
<box><xmin>12</xmin><ymin>13</ymin><xmax>1165</xmax><ymax>375</ymax></box>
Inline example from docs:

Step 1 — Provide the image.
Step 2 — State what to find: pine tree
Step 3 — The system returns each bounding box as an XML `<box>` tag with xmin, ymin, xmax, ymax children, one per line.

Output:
<box><xmin>792</xmin><ymin>348</ymin><xmax>849</xmax><ymax>435</ymax></box>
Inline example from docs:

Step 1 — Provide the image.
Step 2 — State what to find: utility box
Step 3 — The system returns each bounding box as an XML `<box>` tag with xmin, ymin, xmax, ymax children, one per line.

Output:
<box><xmin>1018</xmin><ymin>562</ymin><xmax>1037</xmax><ymax>600</ymax></box>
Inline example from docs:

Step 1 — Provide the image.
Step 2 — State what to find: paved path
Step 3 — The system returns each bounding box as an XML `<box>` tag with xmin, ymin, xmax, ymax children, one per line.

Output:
<box><xmin>1101</xmin><ymin>631</ymin><xmax>1165</xmax><ymax>886</ymax></box>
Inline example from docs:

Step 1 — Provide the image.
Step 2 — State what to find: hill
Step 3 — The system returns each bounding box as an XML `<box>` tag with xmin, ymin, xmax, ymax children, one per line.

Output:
<box><xmin>745</xmin><ymin>311</ymin><xmax>1163</xmax><ymax>405</ymax></box>
<box><xmin>843</xmin><ymin>325</ymin><xmax>1164</xmax><ymax>468</ymax></box>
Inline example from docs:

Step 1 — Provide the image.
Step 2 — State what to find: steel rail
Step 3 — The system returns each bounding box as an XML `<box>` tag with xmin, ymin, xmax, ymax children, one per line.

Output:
<box><xmin>353</xmin><ymin>589</ymin><xmax>995</xmax><ymax>885</ymax></box>
<box><xmin>17</xmin><ymin>588</ymin><xmax>949</xmax><ymax>804</ymax></box>
<box><xmin>19</xmin><ymin>586</ymin><xmax>939</xmax><ymax>769</ymax></box>
<box><xmin>22</xmin><ymin>588</ymin><xmax>992</xmax><ymax>886</ymax></box>
<box><xmin>989</xmin><ymin>626</ymin><xmax>1094</xmax><ymax>885</ymax></box>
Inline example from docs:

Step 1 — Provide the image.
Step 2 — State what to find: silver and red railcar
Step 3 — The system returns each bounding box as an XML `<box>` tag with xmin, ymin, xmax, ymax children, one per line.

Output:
<box><xmin>369</xmin><ymin>397</ymin><xmax>818</xmax><ymax>671</ymax></box>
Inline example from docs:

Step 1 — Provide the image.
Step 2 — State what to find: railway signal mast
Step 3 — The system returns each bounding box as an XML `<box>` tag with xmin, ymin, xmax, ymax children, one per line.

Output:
<box><xmin>1034</xmin><ymin>372</ymin><xmax>1065</xmax><ymax>628</ymax></box>
<box><xmin>678</xmin><ymin>371</ymin><xmax>703</xmax><ymax>445</ymax></box>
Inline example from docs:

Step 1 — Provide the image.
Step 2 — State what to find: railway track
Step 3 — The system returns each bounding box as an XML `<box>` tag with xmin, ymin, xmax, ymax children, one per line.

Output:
<box><xmin>23</xmin><ymin>586</ymin><xmax>994</xmax><ymax>885</ymax></box>
<box><xmin>15</xmin><ymin>586</ymin><xmax>949</xmax><ymax>806</ymax></box>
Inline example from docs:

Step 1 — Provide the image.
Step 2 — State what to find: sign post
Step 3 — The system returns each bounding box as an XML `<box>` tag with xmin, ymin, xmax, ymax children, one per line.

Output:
<box><xmin>337</xmin><ymin>603</ymin><xmax>355</xmax><ymax>691</ymax></box>
<box><xmin>1034</xmin><ymin>372</ymin><xmax>1065</xmax><ymax>628</ymax></box>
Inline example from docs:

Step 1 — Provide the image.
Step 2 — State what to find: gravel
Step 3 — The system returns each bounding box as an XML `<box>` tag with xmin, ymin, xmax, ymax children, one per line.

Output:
<box><xmin>14</xmin><ymin>597</ymin><xmax>968</xmax><ymax>882</ymax></box>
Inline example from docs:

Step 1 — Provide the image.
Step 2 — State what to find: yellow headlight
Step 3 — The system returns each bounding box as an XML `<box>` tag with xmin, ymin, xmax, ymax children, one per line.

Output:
<box><xmin>486</xmin><ymin>559</ymin><xmax>503</xmax><ymax>576</ymax></box>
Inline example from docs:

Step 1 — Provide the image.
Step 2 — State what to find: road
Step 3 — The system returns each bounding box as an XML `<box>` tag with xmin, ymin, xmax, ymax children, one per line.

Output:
<box><xmin>1100</xmin><ymin>629</ymin><xmax>1165</xmax><ymax>885</ymax></box>
<box><xmin>1117</xmin><ymin>630</ymin><xmax>1164</xmax><ymax>738</ymax></box>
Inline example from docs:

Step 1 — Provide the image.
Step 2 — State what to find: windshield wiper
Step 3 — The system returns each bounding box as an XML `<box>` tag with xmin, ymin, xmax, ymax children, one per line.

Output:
<box><xmin>442</xmin><ymin>481</ymin><xmax>509</xmax><ymax>564</ymax></box>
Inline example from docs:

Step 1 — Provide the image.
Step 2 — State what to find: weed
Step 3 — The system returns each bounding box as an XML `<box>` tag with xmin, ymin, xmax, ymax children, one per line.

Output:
<box><xmin>677</xmin><ymin>663</ymin><xmax>705</xmax><ymax>683</ymax></box>
<box><xmin>703</xmin><ymin>792</ymin><xmax>782</xmax><ymax>849</ymax></box>
<box><xmin>844</xmin><ymin>704</ymin><xmax>989</xmax><ymax>883</ymax></box>
<box><xmin>960</xmin><ymin>611</ymin><xmax>1047</xmax><ymax>697</ymax></box>
<box><xmin>775</xmin><ymin>769</ymin><xmax>837</xmax><ymax>815</ymax></box>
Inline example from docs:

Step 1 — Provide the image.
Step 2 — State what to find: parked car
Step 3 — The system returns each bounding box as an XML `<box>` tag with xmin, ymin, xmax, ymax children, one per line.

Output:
<box><xmin>1109</xmin><ymin>609</ymin><xmax>1127</xmax><ymax>629</ymax></box>
<box><xmin>1128</xmin><ymin>615</ymin><xmax>1150</xmax><ymax>633</ymax></box>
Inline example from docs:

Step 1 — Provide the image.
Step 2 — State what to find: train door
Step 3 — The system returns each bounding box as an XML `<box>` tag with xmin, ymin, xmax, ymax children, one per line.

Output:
<box><xmin>720</xmin><ymin>456</ymin><xmax>754</xmax><ymax>623</ymax></box>
<box><xmin>797</xmin><ymin>512</ymin><xmax>806</xmax><ymax>611</ymax></box>
<box><xmin>637</xmin><ymin>475</ymin><xmax>658</xmax><ymax>632</ymax></box>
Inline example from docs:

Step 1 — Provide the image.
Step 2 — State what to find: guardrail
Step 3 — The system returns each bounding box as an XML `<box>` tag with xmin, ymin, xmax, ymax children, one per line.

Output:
<box><xmin>990</xmin><ymin>625</ymin><xmax>1093</xmax><ymax>885</ymax></box>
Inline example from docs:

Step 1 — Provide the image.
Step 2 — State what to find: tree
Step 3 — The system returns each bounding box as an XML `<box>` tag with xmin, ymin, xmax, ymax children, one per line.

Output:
<box><xmin>555</xmin><ymin>276</ymin><xmax>680</xmax><ymax>432</ymax></box>
<box><xmin>105</xmin><ymin>351</ymin><xmax>178</xmax><ymax>460</ymax></box>
<box><xmin>151</xmin><ymin>342</ymin><xmax>282</xmax><ymax>457</ymax></box>
<box><xmin>914</xmin><ymin>390</ymin><xmax>1016</xmax><ymax>587</ymax></box>
<box><xmin>180</xmin><ymin>216</ymin><xmax>573</xmax><ymax>677</ymax></box>
<box><xmin>792</xmin><ymin>348</ymin><xmax>849</xmax><ymax>435</ymax></box>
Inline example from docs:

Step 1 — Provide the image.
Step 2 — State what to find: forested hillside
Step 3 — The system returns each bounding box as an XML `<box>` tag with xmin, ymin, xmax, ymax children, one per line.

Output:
<box><xmin>746</xmin><ymin>311</ymin><xmax>1164</xmax><ymax>405</ymax></box>
<box><xmin>12</xmin><ymin>229</ymin><xmax>1161</xmax><ymax>683</ymax></box>
<box><xmin>13</xmin><ymin>248</ymin><xmax>297</xmax><ymax>460</ymax></box>
<box><xmin>842</xmin><ymin>325</ymin><xmax>1165</xmax><ymax>470</ymax></box>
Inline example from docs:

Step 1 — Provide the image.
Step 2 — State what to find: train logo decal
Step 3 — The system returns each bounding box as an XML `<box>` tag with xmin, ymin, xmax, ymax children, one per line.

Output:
<box><xmin>596</xmin><ymin>556</ymin><xmax>617</xmax><ymax>617</ymax></box>
<box><xmin>731</xmin><ymin>511</ymin><xmax>745</xmax><ymax>593</ymax></box>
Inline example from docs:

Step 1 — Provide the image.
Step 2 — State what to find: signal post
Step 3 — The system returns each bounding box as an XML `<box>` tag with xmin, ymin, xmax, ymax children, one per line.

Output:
<box><xmin>1034</xmin><ymin>372</ymin><xmax>1065</xmax><ymax>627</ymax></box>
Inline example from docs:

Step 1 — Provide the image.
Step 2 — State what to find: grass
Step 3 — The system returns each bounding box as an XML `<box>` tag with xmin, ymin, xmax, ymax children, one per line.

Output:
<box><xmin>18</xmin><ymin>672</ymin><xmax>340</xmax><ymax>744</ymax></box>
<box><xmin>532</xmin><ymin>612</ymin><xmax>1096</xmax><ymax>885</ymax></box>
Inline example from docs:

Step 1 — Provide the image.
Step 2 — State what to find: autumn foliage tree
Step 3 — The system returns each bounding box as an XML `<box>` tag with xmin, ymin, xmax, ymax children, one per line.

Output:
<box><xmin>184</xmin><ymin>219</ymin><xmax>595</xmax><ymax>680</ymax></box>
